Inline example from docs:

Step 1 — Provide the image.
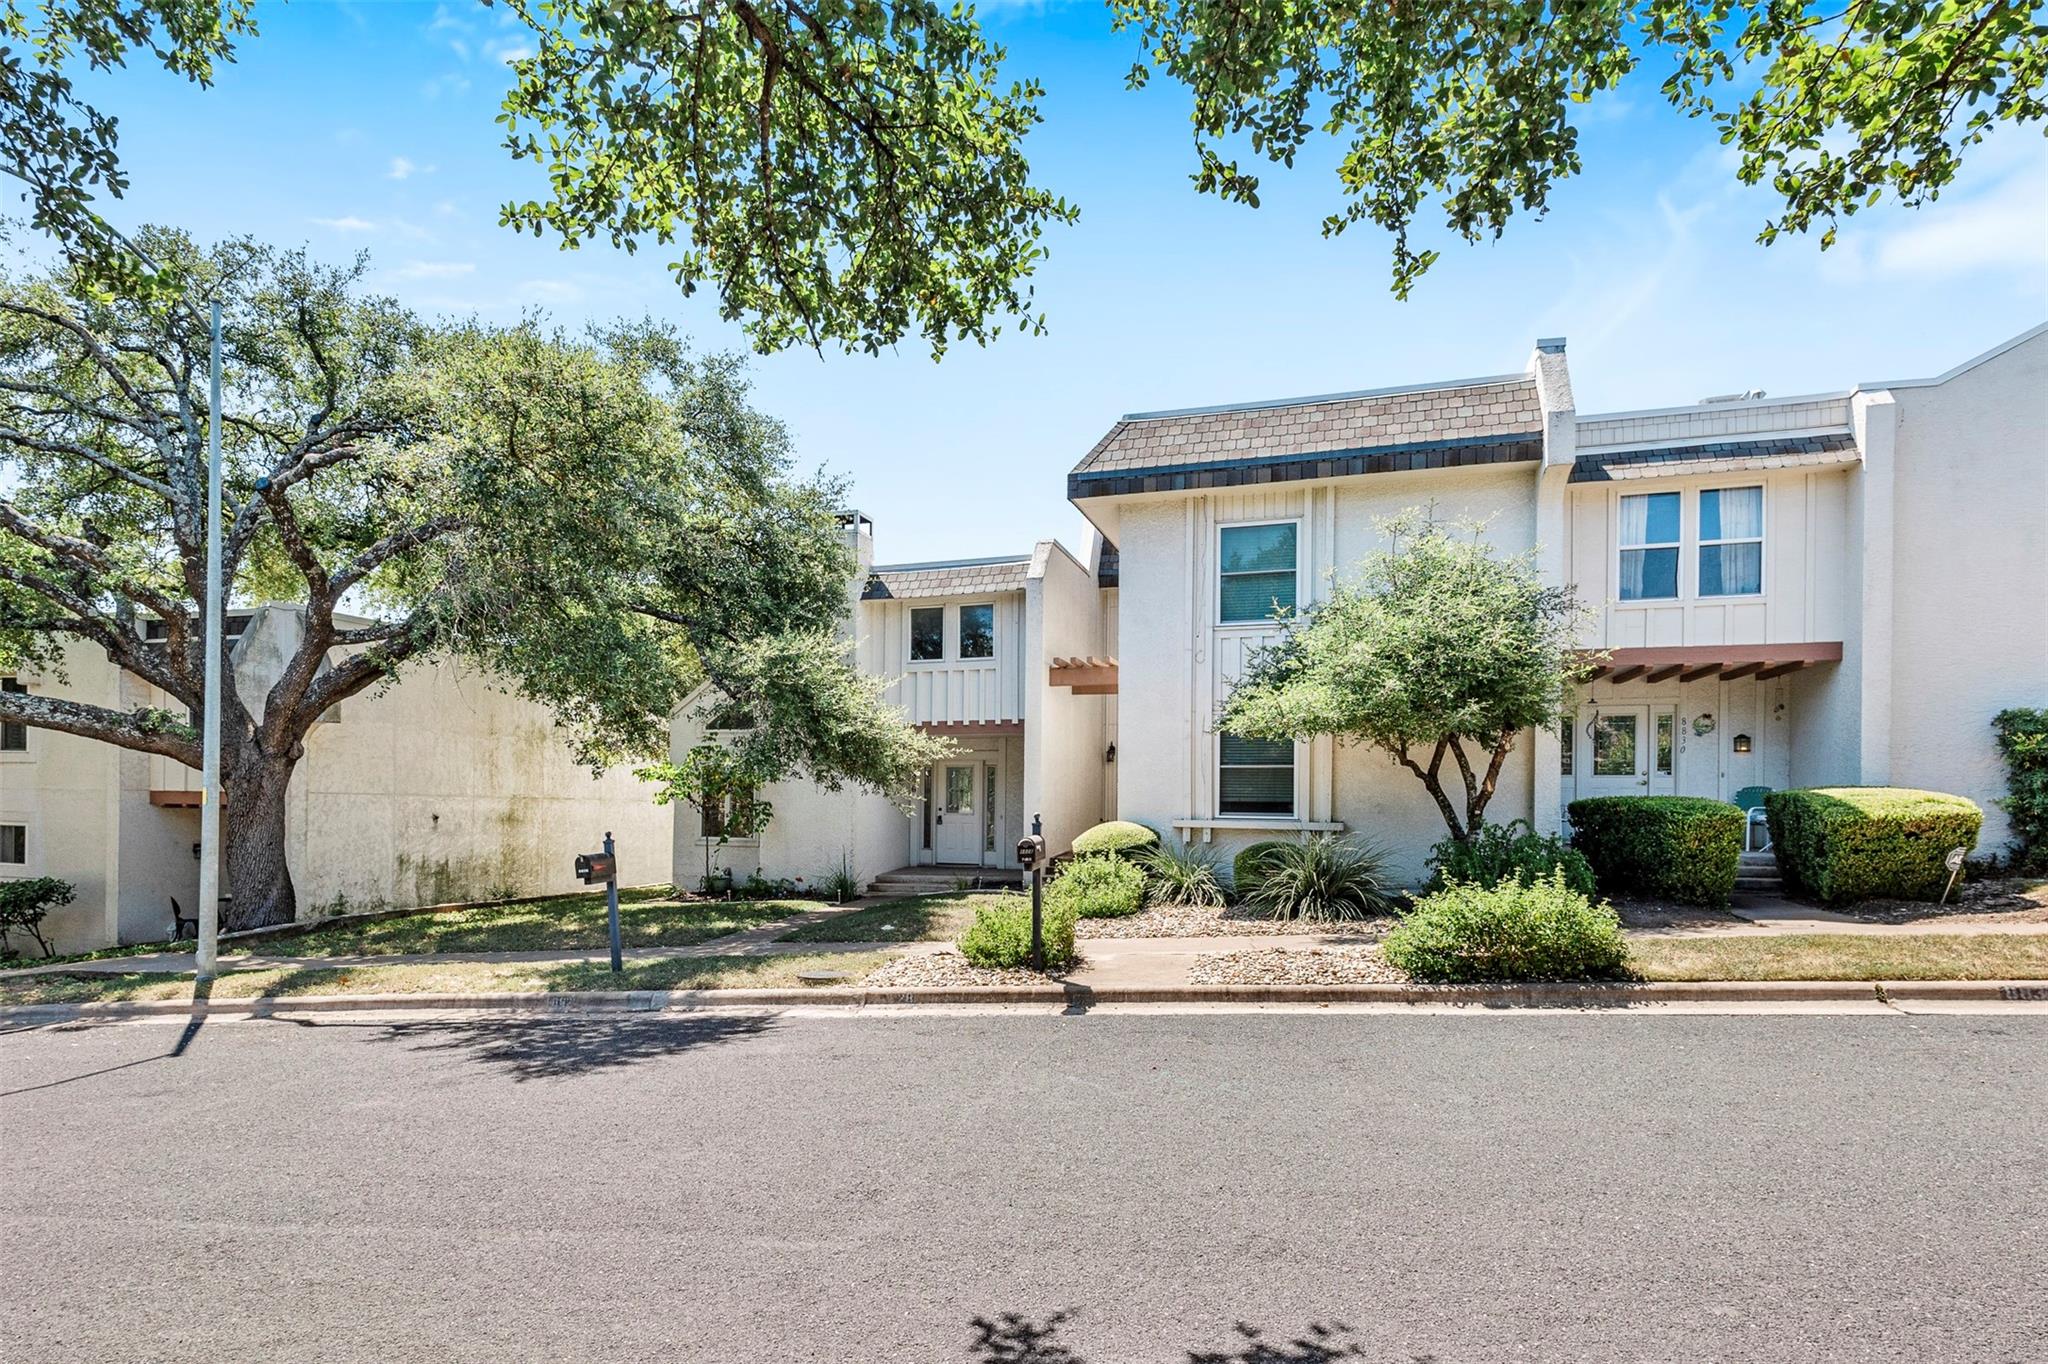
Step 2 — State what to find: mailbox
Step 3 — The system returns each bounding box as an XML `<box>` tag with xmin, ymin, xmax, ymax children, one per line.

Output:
<box><xmin>575</xmin><ymin>851</ymin><xmax>616</xmax><ymax>885</ymax></box>
<box><xmin>1016</xmin><ymin>834</ymin><xmax>1046</xmax><ymax>870</ymax></box>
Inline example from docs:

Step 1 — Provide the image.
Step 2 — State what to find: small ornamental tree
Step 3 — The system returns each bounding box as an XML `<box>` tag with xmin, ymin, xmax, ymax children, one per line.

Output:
<box><xmin>1219</xmin><ymin>511</ymin><xmax>1596</xmax><ymax>844</ymax></box>
<box><xmin>0</xmin><ymin>875</ymin><xmax>75</xmax><ymax>957</ymax></box>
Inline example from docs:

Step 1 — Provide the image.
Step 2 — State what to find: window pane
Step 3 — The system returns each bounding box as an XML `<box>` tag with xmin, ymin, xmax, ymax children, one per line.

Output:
<box><xmin>910</xmin><ymin>607</ymin><xmax>944</xmax><ymax>661</ymax></box>
<box><xmin>1</xmin><ymin>824</ymin><xmax>27</xmax><ymax>863</ymax></box>
<box><xmin>1220</xmin><ymin>523</ymin><xmax>1297</xmax><ymax>574</ymax></box>
<box><xmin>1699</xmin><ymin>542</ymin><xmax>1761</xmax><ymax>596</ymax></box>
<box><xmin>1656</xmin><ymin>713</ymin><xmax>1674</xmax><ymax>775</ymax></box>
<box><xmin>1219</xmin><ymin>732</ymin><xmax>1294</xmax><ymax>816</ymax></box>
<box><xmin>1620</xmin><ymin>492</ymin><xmax>1679</xmax><ymax>547</ymax></box>
<box><xmin>1560</xmin><ymin>721</ymin><xmax>1574</xmax><ymax>776</ymax></box>
<box><xmin>985</xmin><ymin>766</ymin><xmax>996</xmax><ymax>852</ymax></box>
<box><xmin>1592</xmin><ymin>714</ymin><xmax>1638</xmax><ymax>776</ymax></box>
<box><xmin>1619</xmin><ymin>546</ymin><xmax>1678</xmax><ymax>601</ymax></box>
<box><xmin>1220</xmin><ymin>571</ymin><xmax>1296</xmax><ymax>622</ymax></box>
<box><xmin>945</xmin><ymin>765</ymin><xmax>975</xmax><ymax>814</ymax></box>
<box><xmin>1701</xmin><ymin>486</ymin><xmax>1762</xmax><ymax>541</ymax></box>
<box><xmin>958</xmin><ymin>603</ymin><xmax>995</xmax><ymax>659</ymax></box>
<box><xmin>1221</xmin><ymin>734</ymin><xmax>1293</xmax><ymax>766</ymax></box>
<box><xmin>0</xmin><ymin>678</ymin><xmax>22</xmax><ymax>751</ymax></box>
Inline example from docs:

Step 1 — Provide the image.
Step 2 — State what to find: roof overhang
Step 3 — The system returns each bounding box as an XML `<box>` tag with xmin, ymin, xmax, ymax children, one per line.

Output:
<box><xmin>1569</xmin><ymin>431</ymin><xmax>1858</xmax><ymax>483</ymax></box>
<box><xmin>1582</xmin><ymin>642</ymin><xmax>1843</xmax><ymax>684</ymax></box>
<box><xmin>1049</xmin><ymin>656</ymin><xmax>1117</xmax><ymax>695</ymax></box>
<box><xmin>916</xmin><ymin>720</ymin><xmax>1023</xmax><ymax>736</ymax></box>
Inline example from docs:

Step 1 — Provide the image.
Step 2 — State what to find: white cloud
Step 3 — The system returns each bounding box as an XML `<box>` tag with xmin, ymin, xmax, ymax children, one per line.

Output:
<box><xmin>519</xmin><ymin>278</ymin><xmax>585</xmax><ymax>303</ymax></box>
<box><xmin>387</xmin><ymin>156</ymin><xmax>436</xmax><ymax>181</ymax></box>
<box><xmin>1871</xmin><ymin>171</ymin><xmax>2047</xmax><ymax>278</ymax></box>
<box><xmin>310</xmin><ymin>215</ymin><xmax>378</xmax><ymax>233</ymax></box>
<box><xmin>482</xmin><ymin>36</ymin><xmax>533</xmax><ymax>65</ymax></box>
<box><xmin>390</xmin><ymin>261</ymin><xmax>477</xmax><ymax>281</ymax></box>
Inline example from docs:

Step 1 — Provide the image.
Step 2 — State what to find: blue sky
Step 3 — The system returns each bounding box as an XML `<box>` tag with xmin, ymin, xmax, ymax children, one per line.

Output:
<box><xmin>61</xmin><ymin>0</ymin><xmax>2048</xmax><ymax>562</ymax></box>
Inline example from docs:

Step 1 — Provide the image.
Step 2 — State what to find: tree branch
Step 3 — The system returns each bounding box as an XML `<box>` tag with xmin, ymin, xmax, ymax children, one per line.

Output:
<box><xmin>0</xmin><ymin>687</ymin><xmax>200</xmax><ymax>767</ymax></box>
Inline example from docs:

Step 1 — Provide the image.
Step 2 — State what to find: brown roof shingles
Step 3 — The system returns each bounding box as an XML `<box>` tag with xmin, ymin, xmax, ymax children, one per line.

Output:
<box><xmin>861</xmin><ymin>559</ymin><xmax>1030</xmax><ymax>600</ymax></box>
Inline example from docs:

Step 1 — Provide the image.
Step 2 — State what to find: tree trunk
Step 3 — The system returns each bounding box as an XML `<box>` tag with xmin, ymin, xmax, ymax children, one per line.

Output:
<box><xmin>223</xmin><ymin>752</ymin><xmax>299</xmax><ymax>931</ymax></box>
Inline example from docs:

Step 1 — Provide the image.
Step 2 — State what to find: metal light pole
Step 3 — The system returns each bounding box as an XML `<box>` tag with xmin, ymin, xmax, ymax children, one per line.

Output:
<box><xmin>604</xmin><ymin>830</ymin><xmax>623</xmax><ymax>974</ymax></box>
<box><xmin>195</xmin><ymin>303</ymin><xmax>225</xmax><ymax>980</ymax></box>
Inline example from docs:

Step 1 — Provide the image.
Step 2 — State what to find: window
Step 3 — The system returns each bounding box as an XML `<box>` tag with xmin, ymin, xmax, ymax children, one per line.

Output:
<box><xmin>0</xmin><ymin>824</ymin><xmax>23</xmax><ymax>865</ymax></box>
<box><xmin>984</xmin><ymin>765</ymin><xmax>997</xmax><ymax>853</ymax></box>
<box><xmin>1656</xmin><ymin>711</ymin><xmax>1675</xmax><ymax>776</ymax></box>
<box><xmin>1592</xmin><ymin>713</ymin><xmax>1638</xmax><ymax>777</ymax></box>
<box><xmin>1559</xmin><ymin>719</ymin><xmax>1574</xmax><ymax>776</ymax></box>
<box><xmin>1219</xmin><ymin>734</ymin><xmax>1294</xmax><ymax>815</ymax></box>
<box><xmin>1219</xmin><ymin>523</ymin><xmax>1297</xmax><ymax>623</ymax></box>
<box><xmin>1618</xmin><ymin>492</ymin><xmax>1680</xmax><ymax>601</ymax></box>
<box><xmin>959</xmin><ymin>603</ymin><xmax>995</xmax><ymax>660</ymax></box>
<box><xmin>1</xmin><ymin>678</ymin><xmax>25</xmax><ymax>752</ymax></box>
<box><xmin>705</xmin><ymin>703</ymin><xmax>754</xmax><ymax>731</ymax></box>
<box><xmin>700</xmin><ymin>788</ymin><xmax>759</xmax><ymax>841</ymax></box>
<box><xmin>909</xmin><ymin>607</ymin><xmax>944</xmax><ymax>662</ymax></box>
<box><xmin>1699</xmin><ymin>486</ymin><xmax>1763</xmax><ymax>596</ymax></box>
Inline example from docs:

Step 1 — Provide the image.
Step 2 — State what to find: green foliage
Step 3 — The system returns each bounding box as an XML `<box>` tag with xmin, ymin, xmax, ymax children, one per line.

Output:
<box><xmin>820</xmin><ymin>852</ymin><xmax>863</xmax><ymax>905</ymax></box>
<box><xmin>1764</xmin><ymin>788</ymin><xmax>1984</xmax><ymax>904</ymax></box>
<box><xmin>1135</xmin><ymin>839</ymin><xmax>1227</xmax><ymax>908</ymax></box>
<box><xmin>1070</xmin><ymin>820</ymin><xmax>1160</xmax><ymax>859</ymax></box>
<box><xmin>957</xmin><ymin>895</ymin><xmax>1077</xmax><ymax>972</ymax></box>
<box><xmin>495</xmin><ymin>0</ymin><xmax>1077</xmax><ymax>357</ymax></box>
<box><xmin>1047</xmin><ymin>854</ymin><xmax>1147</xmax><ymax>920</ymax></box>
<box><xmin>1222</xmin><ymin>511</ymin><xmax>1593</xmax><ymax>841</ymax></box>
<box><xmin>1567</xmin><ymin>796</ymin><xmax>1745</xmax><ymax>907</ymax></box>
<box><xmin>1426</xmin><ymin>820</ymin><xmax>1596</xmax><ymax>897</ymax></box>
<box><xmin>0</xmin><ymin>875</ymin><xmax>74</xmax><ymax>957</ymax></box>
<box><xmin>1384</xmin><ymin>870</ymin><xmax>1628</xmax><ymax>983</ymax></box>
<box><xmin>1992</xmin><ymin>709</ymin><xmax>2048</xmax><ymax>872</ymax></box>
<box><xmin>1241</xmin><ymin>834</ymin><xmax>1398</xmax><ymax>922</ymax></box>
<box><xmin>1231</xmin><ymin>840</ymin><xmax>1293</xmax><ymax>896</ymax></box>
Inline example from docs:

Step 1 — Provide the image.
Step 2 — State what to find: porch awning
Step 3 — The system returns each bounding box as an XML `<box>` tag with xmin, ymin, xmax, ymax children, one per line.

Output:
<box><xmin>917</xmin><ymin>720</ymin><xmax>1023</xmax><ymax>736</ymax></box>
<box><xmin>1581</xmin><ymin>641</ymin><xmax>1843</xmax><ymax>684</ymax></box>
<box><xmin>1049</xmin><ymin>656</ymin><xmax>1118</xmax><ymax>695</ymax></box>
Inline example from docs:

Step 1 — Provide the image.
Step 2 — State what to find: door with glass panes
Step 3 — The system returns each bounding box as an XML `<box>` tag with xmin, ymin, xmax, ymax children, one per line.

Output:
<box><xmin>934</xmin><ymin>761</ymin><xmax>984</xmax><ymax>864</ymax></box>
<box><xmin>1574</xmin><ymin>703</ymin><xmax>1678</xmax><ymax>800</ymax></box>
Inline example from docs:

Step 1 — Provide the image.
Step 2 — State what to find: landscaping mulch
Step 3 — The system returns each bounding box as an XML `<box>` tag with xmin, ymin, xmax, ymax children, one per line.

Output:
<box><xmin>1189</xmin><ymin>946</ymin><xmax>1408</xmax><ymax>986</ymax></box>
<box><xmin>1078</xmin><ymin>904</ymin><xmax>1393</xmax><ymax>939</ymax></box>
<box><xmin>1608</xmin><ymin>898</ymin><xmax>1748</xmax><ymax>932</ymax></box>
<box><xmin>862</xmin><ymin>951</ymin><xmax>1076</xmax><ymax>989</ymax></box>
<box><xmin>1831</xmin><ymin>876</ymin><xmax>2048</xmax><ymax>926</ymax></box>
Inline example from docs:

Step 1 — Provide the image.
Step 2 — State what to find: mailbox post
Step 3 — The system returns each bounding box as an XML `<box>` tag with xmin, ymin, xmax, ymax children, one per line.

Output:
<box><xmin>575</xmin><ymin>833</ymin><xmax>623</xmax><ymax>973</ymax></box>
<box><xmin>1016</xmin><ymin>812</ymin><xmax>1048</xmax><ymax>971</ymax></box>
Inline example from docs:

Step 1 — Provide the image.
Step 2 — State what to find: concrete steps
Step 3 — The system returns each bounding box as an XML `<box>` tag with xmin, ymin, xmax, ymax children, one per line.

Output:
<box><xmin>1735</xmin><ymin>850</ymin><xmax>1782</xmax><ymax>895</ymax></box>
<box><xmin>867</xmin><ymin>867</ymin><xmax>1022</xmax><ymax>898</ymax></box>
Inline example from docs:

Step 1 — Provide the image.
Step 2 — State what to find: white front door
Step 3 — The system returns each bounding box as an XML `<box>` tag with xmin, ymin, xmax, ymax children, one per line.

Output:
<box><xmin>934</xmin><ymin>761</ymin><xmax>983</xmax><ymax>865</ymax></box>
<box><xmin>1575</xmin><ymin>703</ymin><xmax>1679</xmax><ymax>800</ymax></box>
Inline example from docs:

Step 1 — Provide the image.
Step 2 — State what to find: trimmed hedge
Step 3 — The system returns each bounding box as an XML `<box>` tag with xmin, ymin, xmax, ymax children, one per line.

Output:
<box><xmin>1425</xmin><ymin>820</ymin><xmax>1596</xmax><ymax>897</ymax></box>
<box><xmin>1070</xmin><ymin>820</ymin><xmax>1160</xmax><ymax>860</ymax></box>
<box><xmin>1764</xmin><ymin>787</ymin><xmax>1983</xmax><ymax>904</ymax></box>
<box><xmin>1384</xmin><ymin>870</ymin><xmax>1629</xmax><ymax>983</ymax></box>
<box><xmin>1567</xmin><ymin>796</ymin><xmax>1745</xmax><ymax>906</ymax></box>
<box><xmin>1231</xmin><ymin>840</ymin><xmax>1293</xmax><ymax>894</ymax></box>
<box><xmin>1047</xmin><ymin>854</ymin><xmax>1146</xmax><ymax>919</ymax></box>
<box><xmin>958</xmin><ymin>895</ymin><xmax>1078</xmax><ymax>971</ymax></box>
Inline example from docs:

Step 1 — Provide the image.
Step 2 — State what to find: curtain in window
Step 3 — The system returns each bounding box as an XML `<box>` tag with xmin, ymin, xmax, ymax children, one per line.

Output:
<box><xmin>1618</xmin><ymin>492</ymin><xmax>1679</xmax><ymax>601</ymax></box>
<box><xmin>1700</xmin><ymin>487</ymin><xmax>1763</xmax><ymax>595</ymax></box>
<box><xmin>1219</xmin><ymin>734</ymin><xmax>1294</xmax><ymax>814</ymax></box>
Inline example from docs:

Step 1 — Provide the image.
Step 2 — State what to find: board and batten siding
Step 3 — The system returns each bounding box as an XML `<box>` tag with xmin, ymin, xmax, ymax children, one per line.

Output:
<box><xmin>856</xmin><ymin>592</ymin><xmax>1028</xmax><ymax>725</ymax></box>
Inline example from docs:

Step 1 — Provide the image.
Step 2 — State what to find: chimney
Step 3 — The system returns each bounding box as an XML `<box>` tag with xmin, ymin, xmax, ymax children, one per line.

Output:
<box><xmin>838</xmin><ymin>510</ymin><xmax>875</xmax><ymax>574</ymax></box>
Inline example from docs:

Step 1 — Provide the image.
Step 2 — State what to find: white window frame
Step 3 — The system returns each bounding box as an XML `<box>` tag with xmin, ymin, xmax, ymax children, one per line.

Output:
<box><xmin>1216</xmin><ymin>518</ymin><xmax>1302</xmax><ymax>627</ymax></box>
<box><xmin>1216</xmin><ymin>735</ymin><xmax>1298</xmax><ymax>819</ymax></box>
<box><xmin>0</xmin><ymin>677</ymin><xmax>29</xmax><ymax>761</ymax></box>
<box><xmin>1615</xmin><ymin>490</ymin><xmax>1681</xmax><ymax>603</ymax></box>
<box><xmin>1696</xmin><ymin>484</ymin><xmax>1766</xmax><ymax>599</ymax></box>
<box><xmin>956</xmin><ymin>601</ymin><xmax>998</xmax><ymax>665</ymax></box>
<box><xmin>907</xmin><ymin>605</ymin><xmax>947</xmax><ymax>665</ymax></box>
<box><xmin>0</xmin><ymin>817</ymin><xmax>31</xmax><ymax>873</ymax></box>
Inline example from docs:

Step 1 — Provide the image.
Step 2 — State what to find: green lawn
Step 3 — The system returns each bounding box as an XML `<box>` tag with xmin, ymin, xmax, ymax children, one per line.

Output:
<box><xmin>1628</xmin><ymin>933</ymin><xmax>2048</xmax><ymax>981</ymax></box>
<box><xmin>777</xmin><ymin>892</ymin><xmax>1014</xmax><ymax>943</ymax></box>
<box><xmin>0</xmin><ymin>951</ymin><xmax>895</xmax><ymax>1007</ymax></box>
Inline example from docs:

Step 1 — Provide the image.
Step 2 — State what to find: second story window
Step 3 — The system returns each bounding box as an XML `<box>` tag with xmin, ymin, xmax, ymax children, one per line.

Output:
<box><xmin>1220</xmin><ymin>522</ymin><xmax>1297</xmax><ymax>623</ymax></box>
<box><xmin>1618</xmin><ymin>491</ymin><xmax>1680</xmax><ymax>601</ymax></box>
<box><xmin>910</xmin><ymin>607</ymin><xmax>944</xmax><ymax>662</ymax></box>
<box><xmin>1</xmin><ymin>678</ymin><xmax>26</xmax><ymax>752</ymax></box>
<box><xmin>959</xmin><ymin>603</ymin><xmax>995</xmax><ymax>660</ymax></box>
<box><xmin>1699</xmin><ymin>486</ymin><xmax>1764</xmax><ymax>596</ymax></box>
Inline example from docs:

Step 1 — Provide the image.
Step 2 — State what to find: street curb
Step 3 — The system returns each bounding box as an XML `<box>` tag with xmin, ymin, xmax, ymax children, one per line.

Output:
<box><xmin>4</xmin><ymin>979</ymin><xmax>2046</xmax><ymax>1022</ymax></box>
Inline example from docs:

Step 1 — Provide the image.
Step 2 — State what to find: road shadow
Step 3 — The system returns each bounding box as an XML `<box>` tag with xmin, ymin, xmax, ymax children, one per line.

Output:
<box><xmin>967</xmin><ymin>1313</ymin><xmax>1396</xmax><ymax>1364</ymax></box>
<box><xmin>340</xmin><ymin>1012</ymin><xmax>783</xmax><ymax>1081</ymax></box>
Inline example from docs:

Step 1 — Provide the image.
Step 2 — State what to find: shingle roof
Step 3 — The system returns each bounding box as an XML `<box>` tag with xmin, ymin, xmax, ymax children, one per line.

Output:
<box><xmin>861</xmin><ymin>557</ymin><xmax>1030</xmax><ymax>600</ymax></box>
<box><xmin>1096</xmin><ymin>543</ymin><xmax>1119</xmax><ymax>588</ymax></box>
<box><xmin>1568</xmin><ymin>431</ymin><xmax>1859</xmax><ymax>483</ymax></box>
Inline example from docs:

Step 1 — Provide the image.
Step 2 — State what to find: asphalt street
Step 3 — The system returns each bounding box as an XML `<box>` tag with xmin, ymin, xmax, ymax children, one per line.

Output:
<box><xmin>2</xmin><ymin>1007</ymin><xmax>2043</xmax><ymax>1363</ymax></box>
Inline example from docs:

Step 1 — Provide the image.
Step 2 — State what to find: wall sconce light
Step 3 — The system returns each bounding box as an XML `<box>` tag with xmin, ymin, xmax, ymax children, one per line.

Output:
<box><xmin>1732</xmin><ymin>733</ymin><xmax>1753</xmax><ymax>754</ymax></box>
<box><xmin>1105</xmin><ymin>743</ymin><xmax>1117</xmax><ymax>764</ymax></box>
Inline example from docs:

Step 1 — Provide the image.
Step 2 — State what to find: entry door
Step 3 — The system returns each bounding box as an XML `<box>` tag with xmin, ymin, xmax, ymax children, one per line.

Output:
<box><xmin>1575</xmin><ymin>704</ymin><xmax>1679</xmax><ymax>800</ymax></box>
<box><xmin>934</xmin><ymin>761</ymin><xmax>983</xmax><ymax>865</ymax></box>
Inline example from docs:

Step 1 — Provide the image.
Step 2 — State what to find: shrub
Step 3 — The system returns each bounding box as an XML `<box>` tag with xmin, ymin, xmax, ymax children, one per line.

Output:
<box><xmin>1765</xmin><ymin>787</ymin><xmax>1984</xmax><ymax>904</ymax></box>
<box><xmin>820</xmin><ymin>852</ymin><xmax>863</xmax><ymax>904</ymax></box>
<box><xmin>1070</xmin><ymin>820</ymin><xmax>1160</xmax><ymax>860</ymax></box>
<box><xmin>1993</xmin><ymin>709</ymin><xmax>2048</xmax><ymax>872</ymax></box>
<box><xmin>0</xmin><ymin>876</ymin><xmax>75</xmax><ymax>959</ymax></box>
<box><xmin>1231</xmin><ymin>840</ymin><xmax>1293</xmax><ymax>895</ymax></box>
<box><xmin>1425</xmin><ymin>819</ymin><xmax>1596</xmax><ymax>897</ymax></box>
<box><xmin>1567</xmin><ymin>796</ymin><xmax>1744</xmax><ymax>906</ymax></box>
<box><xmin>1241</xmin><ymin>835</ymin><xmax>1398</xmax><ymax>922</ymax></box>
<box><xmin>1046</xmin><ymin>854</ymin><xmax>1147</xmax><ymax>919</ymax></box>
<box><xmin>1136</xmin><ymin>839</ymin><xmax>1228</xmax><ymax>907</ymax></box>
<box><xmin>957</xmin><ymin>895</ymin><xmax>1078</xmax><ymax>971</ymax></box>
<box><xmin>1384</xmin><ymin>870</ymin><xmax>1628</xmax><ymax>983</ymax></box>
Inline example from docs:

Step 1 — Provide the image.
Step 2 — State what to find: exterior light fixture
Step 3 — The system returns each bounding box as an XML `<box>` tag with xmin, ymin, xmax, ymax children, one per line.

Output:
<box><xmin>1732</xmin><ymin>733</ymin><xmax>1753</xmax><ymax>754</ymax></box>
<box><xmin>1105</xmin><ymin>743</ymin><xmax>1117</xmax><ymax>764</ymax></box>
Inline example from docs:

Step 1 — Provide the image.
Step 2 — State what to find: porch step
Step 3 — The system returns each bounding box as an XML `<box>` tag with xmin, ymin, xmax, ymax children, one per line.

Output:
<box><xmin>1735</xmin><ymin>851</ymin><xmax>1782</xmax><ymax>893</ymax></box>
<box><xmin>868</xmin><ymin>866</ymin><xmax>1022</xmax><ymax>898</ymax></box>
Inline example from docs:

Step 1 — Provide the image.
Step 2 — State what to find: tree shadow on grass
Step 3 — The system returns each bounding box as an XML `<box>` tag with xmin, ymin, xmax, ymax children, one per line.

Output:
<box><xmin>967</xmin><ymin>1313</ymin><xmax>1400</xmax><ymax>1364</ymax></box>
<box><xmin>282</xmin><ymin>1011</ymin><xmax>781</xmax><ymax>1082</ymax></box>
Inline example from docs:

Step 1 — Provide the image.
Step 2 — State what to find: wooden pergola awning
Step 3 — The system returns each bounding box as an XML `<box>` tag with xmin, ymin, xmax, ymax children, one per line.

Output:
<box><xmin>1582</xmin><ymin>641</ymin><xmax>1843</xmax><ymax>684</ymax></box>
<box><xmin>1049</xmin><ymin>656</ymin><xmax>1118</xmax><ymax>695</ymax></box>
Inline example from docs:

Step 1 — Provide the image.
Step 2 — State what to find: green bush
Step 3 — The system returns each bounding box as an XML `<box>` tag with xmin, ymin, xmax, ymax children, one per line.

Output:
<box><xmin>1136</xmin><ymin>840</ymin><xmax>1227</xmax><ymax>907</ymax></box>
<box><xmin>1764</xmin><ymin>787</ymin><xmax>1983</xmax><ymax>904</ymax></box>
<box><xmin>1231</xmin><ymin>840</ymin><xmax>1293</xmax><ymax>895</ymax></box>
<box><xmin>1384</xmin><ymin>870</ymin><xmax>1629</xmax><ymax>983</ymax></box>
<box><xmin>1567</xmin><ymin>796</ymin><xmax>1745</xmax><ymax>906</ymax></box>
<box><xmin>0</xmin><ymin>876</ymin><xmax>74</xmax><ymax>959</ymax></box>
<box><xmin>1425</xmin><ymin>819</ymin><xmax>1596</xmax><ymax>897</ymax></box>
<box><xmin>1069</xmin><ymin>820</ymin><xmax>1160</xmax><ymax>859</ymax></box>
<box><xmin>1993</xmin><ymin>709</ymin><xmax>2048</xmax><ymax>871</ymax></box>
<box><xmin>1047</xmin><ymin>854</ymin><xmax>1147</xmax><ymax>919</ymax></box>
<box><xmin>1241</xmin><ymin>835</ymin><xmax>1398</xmax><ymax>922</ymax></box>
<box><xmin>957</xmin><ymin>895</ymin><xmax>1078</xmax><ymax>971</ymax></box>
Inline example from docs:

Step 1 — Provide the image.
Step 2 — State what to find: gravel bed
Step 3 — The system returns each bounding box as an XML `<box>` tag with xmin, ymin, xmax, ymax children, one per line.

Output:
<box><xmin>861</xmin><ymin>951</ymin><xmax>1072</xmax><ymax>989</ymax></box>
<box><xmin>1834</xmin><ymin>876</ymin><xmax>2048</xmax><ymax>925</ymax></box>
<box><xmin>1078</xmin><ymin>904</ymin><xmax>1393</xmax><ymax>939</ymax></box>
<box><xmin>1189</xmin><ymin>946</ymin><xmax>1409</xmax><ymax>985</ymax></box>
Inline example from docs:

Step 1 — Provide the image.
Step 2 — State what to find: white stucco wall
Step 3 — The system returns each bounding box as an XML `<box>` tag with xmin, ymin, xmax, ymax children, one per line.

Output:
<box><xmin>1022</xmin><ymin>539</ymin><xmax>1107</xmax><ymax>856</ymax></box>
